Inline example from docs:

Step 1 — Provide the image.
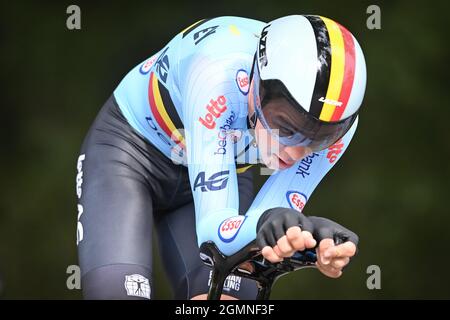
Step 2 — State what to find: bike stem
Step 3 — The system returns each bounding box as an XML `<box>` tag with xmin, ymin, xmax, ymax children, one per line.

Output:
<box><xmin>208</xmin><ymin>263</ymin><xmax>228</xmax><ymax>300</ymax></box>
<box><xmin>201</xmin><ymin>241</ymin><xmax>284</xmax><ymax>300</ymax></box>
<box><xmin>200</xmin><ymin>241</ymin><xmax>317</xmax><ymax>300</ymax></box>
<box><xmin>200</xmin><ymin>241</ymin><xmax>260</xmax><ymax>300</ymax></box>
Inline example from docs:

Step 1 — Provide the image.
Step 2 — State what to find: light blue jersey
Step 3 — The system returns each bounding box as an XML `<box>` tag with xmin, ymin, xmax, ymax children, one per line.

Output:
<box><xmin>113</xmin><ymin>17</ymin><xmax>358</xmax><ymax>256</ymax></box>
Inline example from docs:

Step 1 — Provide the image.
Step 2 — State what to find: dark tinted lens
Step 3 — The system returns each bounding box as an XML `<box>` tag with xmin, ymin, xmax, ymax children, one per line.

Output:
<box><xmin>261</xmin><ymin>100</ymin><xmax>304</xmax><ymax>137</ymax></box>
<box><xmin>304</xmin><ymin>114</ymin><xmax>357</xmax><ymax>151</ymax></box>
<box><xmin>258</xmin><ymin>78</ymin><xmax>357</xmax><ymax>150</ymax></box>
<box><xmin>261</xmin><ymin>98</ymin><xmax>356</xmax><ymax>150</ymax></box>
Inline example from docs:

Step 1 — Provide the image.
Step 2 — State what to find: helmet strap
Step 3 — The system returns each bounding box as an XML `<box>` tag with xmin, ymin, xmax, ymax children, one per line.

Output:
<box><xmin>247</xmin><ymin>52</ymin><xmax>258</xmax><ymax>146</ymax></box>
<box><xmin>247</xmin><ymin>110</ymin><xmax>258</xmax><ymax>148</ymax></box>
<box><xmin>247</xmin><ymin>53</ymin><xmax>258</xmax><ymax>131</ymax></box>
<box><xmin>247</xmin><ymin>110</ymin><xmax>257</xmax><ymax>130</ymax></box>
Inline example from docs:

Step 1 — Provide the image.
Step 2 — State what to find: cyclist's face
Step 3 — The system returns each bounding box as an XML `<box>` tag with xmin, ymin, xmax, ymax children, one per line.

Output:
<box><xmin>252</xmin><ymin>97</ymin><xmax>312</xmax><ymax>170</ymax></box>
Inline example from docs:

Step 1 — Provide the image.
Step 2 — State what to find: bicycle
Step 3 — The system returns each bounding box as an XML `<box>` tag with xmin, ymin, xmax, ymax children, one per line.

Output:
<box><xmin>200</xmin><ymin>240</ymin><xmax>318</xmax><ymax>300</ymax></box>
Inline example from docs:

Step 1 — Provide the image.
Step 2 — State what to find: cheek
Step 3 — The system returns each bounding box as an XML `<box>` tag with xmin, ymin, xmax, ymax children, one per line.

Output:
<box><xmin>256</xmin><ymin>128</ymin><xmax>270</xmax><ymax>150</ymax></box>
<box><xmin>255</xmin><ymin>121</ymin><xmax>280</xmax><ymax>155</ymax></box>
<box><xmin>263</xmin><ymin>138</ymin><xmax>282</xmax><ymax>157</ymax></box>
<box><xmin>284</xmin><ymin>146</ymin><xmax>313</xmax><ymax>161</ymax></box>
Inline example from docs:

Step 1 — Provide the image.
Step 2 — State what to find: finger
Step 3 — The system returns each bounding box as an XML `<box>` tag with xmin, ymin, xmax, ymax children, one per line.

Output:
<box><xmin>262</xmin><ymin>246</ymin><xmax>283</xmax><ymax>263</ymax></box>
<box><xmin>301</xmin><ymin>230</ymin><xmax>317</xmax><ymax>248</ymax></box>
<box><xmin>285</xmin><ymin>227</ymin><xmax>305</xmax><ymax>251</ymax></box>
<box><xmin>323</xmin><ymin>244</ymin><xmax>342</xmax><ymax>261</ymax></box>
<box><xmin>341</xmin><ymin>241</ymin><xmax>357</xmax><ymax>257</ymax></box>
<box><xmin>316</xmin><ymin>262</ymin><xmax>342</xmax><ymax>278</ymax></box>
<box><xmin>273</xmin><ymin>245</ymin><xmax>286</xmax><ymax>259</ymax></box>
<box><xmin>323</xmin><ymin>241</ymin><xmax>357</xmax><ymax>260</ymax></box>
<box><xmin>318</xmin><ymin>239</ymin><xmax>335</xmax><ymax>265</ymax></box>
<box><xmin>319</xmin><ymin>238</ymin><xmax>335</xmax><ymax>251</ymax></box>
<box><xmin>315</xmin><ymin>249</ymin><xmax>328</xmax><ymax>269</ymax></box>
<box><xmin>315</xmin><ymin>248</ymin><xmax>327</xmax><ymax>269</ymax></box>
<box><xmin>331</xmin><ymin>257</ymin><xmax>350</xmax><ymax>269</ymax></box>
<box><xmin>277</xmin><ymin>235</ymin><xmax>295</xmax><ymax>256</ymax></box>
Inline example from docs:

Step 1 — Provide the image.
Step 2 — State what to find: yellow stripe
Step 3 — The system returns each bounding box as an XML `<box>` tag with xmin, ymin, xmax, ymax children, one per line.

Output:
<box><xmin>152</xmin><ymin>76</ymin><xmax>186</xmax><ymax>146</ymax></box>
<box><xmin>229</xmin><ymin>25</ymin><xmax>241</xmax><ymax>36</ymax></box>
<box><xmin>236</xmin><ymin>165</ymin><xmax>253</xmax><ymax>174</ymax></box>
<box><xmin>180</xmin><ymin>19</ymin><xmax>205</xmax><ymax>35</ymax></box>
<box><xmin>319</xmin><ymin>17</ymin><xmax>345</xmax><ymax>121</ymax></box>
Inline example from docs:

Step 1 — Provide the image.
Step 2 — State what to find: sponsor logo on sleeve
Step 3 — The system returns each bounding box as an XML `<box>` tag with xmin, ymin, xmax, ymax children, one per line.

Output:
<box><xmin>286</xmin><ymin>191</ymin><xmax>308</xmax><ymax>212</ymax></box>
<box><xmin>139</xmin><ymin>55</ymin><xmax>158</xmax><ymax>75</ymax></box>
<box><xmin>218</xmin><ymin>216</ymin><xmax>247</xmax><ymax>243</ymax></box>
<box><xmin>193</xmin><ymin>170</ymin><xmax>229</xmax><ymax>192</ymax></box>
<box><xmin>145</xmin><ymin>116</ymin><xmax>173</xmax><ymax>146</ymax></box>
<box><xmin>235</xmin><ymin>69</ymin><xmax>249</xmax><ymax>95</ymax></box>
<box><xmin>155</xmin><ymin>46</ymin><xmax>170</xmax><ymax>83</ymax></box>
<box><xmin>295</xmin><ymin>152</ymin><xmax>319</xmax><ymax>178</ymax></box>
<box><xmin>193</xmin><ymin>25</ymin><xmax>219</xmax><ymax>45</ymax></box>
<box><xmin>215</xmin><ymin>111</ymin><xmax>236</xmax><ymax>155</ymax></box>
<box><xmin>199</xmin><ymin>95</ymin><xmax>228</xmax><ymax>129</ymax></box>
<box><xmin>326</xmin><ymin>139</ymin><xmax>344</xmax><ymax>164</ymax></box>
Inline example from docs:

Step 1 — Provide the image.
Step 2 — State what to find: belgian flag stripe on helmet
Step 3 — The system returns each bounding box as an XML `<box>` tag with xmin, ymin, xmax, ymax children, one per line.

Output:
<box><xmin>330</xmin><ymin>23</ymin><xmax>356</xmax><ymax>121</ymax></box>
<box><xmin>304</xmin><ymin>15</ymin><xmax>332</xmax><ymax>119</ymax></box>
<box><xmin>318</xmin><ymin>16</ymin><xmax>345</xmax><ymax>121</ymax></box>
<box><xmin>306</xmin><ymin>16</ymin><xmax>356</xmax><ymax>122</ymax></box>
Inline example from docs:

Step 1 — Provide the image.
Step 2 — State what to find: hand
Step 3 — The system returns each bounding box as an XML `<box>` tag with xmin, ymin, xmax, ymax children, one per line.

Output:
<box><xmin>315</xmin><ymin>239</ymin><xmax>356</xmax><ymax>278</ymax></box>
<box><xmin>262</xmin><ymin>226</ymin><xmax>317</xmax><ymax>263</ymax></box>
<box><xmin>308</xmin><ymin>216</ymin><xmax>359</xmax><ymax>278</ymax></box>
<box><xmin>256</xmin><ymin>208</ymin><xmax>317</xmax><ymax>263</ymax></box>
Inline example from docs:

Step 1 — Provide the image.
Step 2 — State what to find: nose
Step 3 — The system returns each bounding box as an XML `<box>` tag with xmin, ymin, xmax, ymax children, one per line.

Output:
<box><xmin>282</xmin><ymin>145</ymin><xmax>312</xmax><ymax>162</ymax></box>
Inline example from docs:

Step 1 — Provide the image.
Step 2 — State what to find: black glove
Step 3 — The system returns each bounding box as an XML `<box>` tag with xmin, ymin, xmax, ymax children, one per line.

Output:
<box><xmin>308</xmin><ymin>216</ymin><xmax>359</xmax><ymax>248</ymax></box>
<box><xmin>256</xmin><ymin>207</ymin><xmax>314</xmax><ymax>249</ymax></box>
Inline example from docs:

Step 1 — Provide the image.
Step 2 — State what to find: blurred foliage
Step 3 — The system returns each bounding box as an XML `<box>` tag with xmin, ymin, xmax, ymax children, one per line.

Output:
<box><xmin>0</xmin><ymin>0</ymin><xmax>449</xmax><ymax>299</ymax></box>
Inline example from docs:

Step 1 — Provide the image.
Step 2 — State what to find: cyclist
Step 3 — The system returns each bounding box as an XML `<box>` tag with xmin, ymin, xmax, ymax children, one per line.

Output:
<box><xmin>76</xmin><ymin>15</ymin><xmax>366</xmax><ymax>299</ymax></box>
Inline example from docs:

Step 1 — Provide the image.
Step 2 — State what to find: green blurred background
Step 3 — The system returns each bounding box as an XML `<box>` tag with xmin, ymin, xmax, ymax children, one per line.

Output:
<box><xmin>1</xmin><ymin>0</ymin><xmax>449</xmax><ymax>299</ymax></box>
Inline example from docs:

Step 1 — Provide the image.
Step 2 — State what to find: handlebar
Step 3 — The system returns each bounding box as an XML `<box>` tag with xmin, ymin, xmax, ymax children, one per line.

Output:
<box><xmin>199</xmin><ymin>240</ymin><xmax>317</xmax><ymax>300</ymax></box>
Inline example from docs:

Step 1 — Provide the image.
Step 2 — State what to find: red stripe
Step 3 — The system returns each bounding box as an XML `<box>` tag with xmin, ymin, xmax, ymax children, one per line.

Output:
<box><xmin>330</xmin><ymin>24</ymin><xmax>356</xmax><ymax>121</ymax></box>
<box><xmin>148</xmin><ymin>72</ymin><xmax>173</xmax><ymax>138</ymax></box>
